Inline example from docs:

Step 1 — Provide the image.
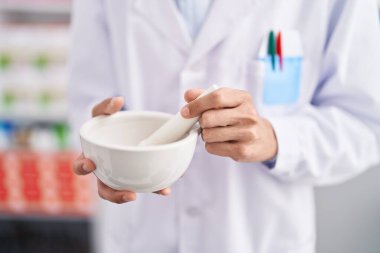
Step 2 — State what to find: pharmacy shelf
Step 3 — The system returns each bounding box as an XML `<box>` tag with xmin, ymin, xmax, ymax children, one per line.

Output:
<box><xmin>0</xmin><ymin>110</ymin><xmax>67</xmax><ymax>124</ymax></box>
<box><xmin>0</xmin><ymin>213</ymin><xmax>91</xmax><ymax>223</ymax></box>
<box><xmin>0</xmin><ymin>3</ymin><xmax>70</xmax><ymax>15</ymax></box>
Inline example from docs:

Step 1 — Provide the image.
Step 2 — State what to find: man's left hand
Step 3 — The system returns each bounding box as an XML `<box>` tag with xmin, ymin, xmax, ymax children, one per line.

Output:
<box><xmin>181</xmin><ymin>87</ymin><xmax>278</xmax><ymax>163</ymax></box>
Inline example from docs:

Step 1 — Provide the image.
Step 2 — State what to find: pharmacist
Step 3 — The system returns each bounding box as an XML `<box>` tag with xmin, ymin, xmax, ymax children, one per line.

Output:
<box><xmin>69</xmin><ymin>0</ymin><xmax>380</xmax><ymax>253</ymax></box>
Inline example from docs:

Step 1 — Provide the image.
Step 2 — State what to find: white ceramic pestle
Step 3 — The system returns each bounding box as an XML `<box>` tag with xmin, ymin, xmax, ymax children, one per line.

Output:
<box><xmin>139</xmin><ymin>85</ymin><xmax>220</xmax><ymax>146</ymax></box>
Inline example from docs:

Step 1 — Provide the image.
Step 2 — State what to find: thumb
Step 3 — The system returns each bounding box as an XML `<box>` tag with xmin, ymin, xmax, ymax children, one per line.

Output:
<box><xmin>184</xmin><ymin>88</ymin><xmax>204</xmax><ymax>103</ymax></box>
<box><xmin>92</xmin><ymin>96</ymin><xmax>124</xmax><ymax>117</ymax></box>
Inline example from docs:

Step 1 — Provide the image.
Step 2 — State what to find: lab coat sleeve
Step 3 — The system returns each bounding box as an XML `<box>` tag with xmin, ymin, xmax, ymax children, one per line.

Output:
<box><xmin>68</xmin><ymin>0</ymin><xmax>119</xmax><ymax>147</ymax></box>
<box><xmin>267</xmin><ymin>0</ymin><xmax>380</xmax><ymax>185</ymax></box>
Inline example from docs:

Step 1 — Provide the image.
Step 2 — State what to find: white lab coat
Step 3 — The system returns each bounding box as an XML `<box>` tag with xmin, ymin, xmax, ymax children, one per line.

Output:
<box><xmin>68</xmin><ymin>0</ymin><xmax>380</xmax><ymax>252</ymax></box>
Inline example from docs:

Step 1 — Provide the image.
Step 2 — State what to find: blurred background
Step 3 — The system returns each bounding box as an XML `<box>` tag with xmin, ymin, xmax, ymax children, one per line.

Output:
<box><xmin>0</xmin><ymin>1</ymin><xmax>379</xmax><ymax>253</ymax></box>
<box><xmin>0</xmin><ymin>0</ymin><xmax>94</xmax><ymax>253</ymax></box>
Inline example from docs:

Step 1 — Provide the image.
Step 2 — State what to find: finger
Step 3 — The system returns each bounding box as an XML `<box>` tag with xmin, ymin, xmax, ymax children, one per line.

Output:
<box><xmin>205</xmin><ymin>142</ymin><xmax>237</xmax><ymax>158</ymax></box>
<box><xmin>199</xmin><ymin>105</ymin><xmax>258</xmax><ymax>129</ymax></box>
<box><xmin>199</xmin><ymin>108</ymin><xmax>238</xmax><ymax>128</ymax></box>
<box><xmin>184</xmin><ymin>88</ymin><xmax>204</xmax><ymax>103</ymax></box>
<box><xmin>154</xmin><ymin>188</ymin><xmax>171</xmax><ymax>196</ymax></box>
<box><xmin>181</xmin><ymin>88</ymin><xmax>251</xmax><ymax>119</ymax></box>
<box><xmin>205</xmin><ymin>142</ymin><xmax>252</xmax><ymax>162</ymax></box>
<box><xmin>202</xmin><ymin>126</ymin><xmax>256</xmax><ymax>143</ymax></box>
<box><xmin>92</xmin><ymin>96</ymin><xmax>124</xmax><ymax>117</ymax></box>
<box><xmin>97</xmin><ymin>179</ymin><xmax>136</xmax><ymax>204</ymax></box>
<box><xmin>72</xmin><ymin>154</ymin><xmax>96</xmax><ymax>175</ymax></box>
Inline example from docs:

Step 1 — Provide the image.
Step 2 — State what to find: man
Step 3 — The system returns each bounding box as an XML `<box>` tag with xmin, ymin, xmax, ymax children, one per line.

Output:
<box><xmin>69</xmin><ymin>0</ymin><xmax>380</xmax><ymax>252</ymax></box>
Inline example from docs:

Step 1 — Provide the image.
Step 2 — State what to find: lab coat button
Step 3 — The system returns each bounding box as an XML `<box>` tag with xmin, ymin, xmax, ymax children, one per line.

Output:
<box><xmin>186</xmin><ymin>207</ymin><xmax>201</xmax><ymax>217</ymax></box>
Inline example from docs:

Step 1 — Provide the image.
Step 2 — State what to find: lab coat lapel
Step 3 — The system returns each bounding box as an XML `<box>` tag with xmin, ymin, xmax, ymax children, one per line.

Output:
<box><xmin>133</xmin><ymin>0</ymin><xmax>192</xmax><ymax>54</ymax></box>
<box><xmin>189</xmin><ymin>0</ymin><xmax>258</xmax><ymax>64</ymax></box>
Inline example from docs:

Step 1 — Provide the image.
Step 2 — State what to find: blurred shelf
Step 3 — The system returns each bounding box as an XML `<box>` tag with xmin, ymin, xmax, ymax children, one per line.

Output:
<box><xmin>0</xmin><ymin>3</ymin><xmax>71</xmax><ymax>23</ymax></box>
<box><xmin>0</xmin><ymin>110</ymin><xmax>67</xmax><ymax>124</ymax></box>
<box><xmin>0</xmin><ymin>213</ymin><xmax>91</xmax><ymax>223</ymax></box>
<box><xmin>0</xmin><ymin>3</ymin><xmax>70</xmax><ymax>15</ymax></box>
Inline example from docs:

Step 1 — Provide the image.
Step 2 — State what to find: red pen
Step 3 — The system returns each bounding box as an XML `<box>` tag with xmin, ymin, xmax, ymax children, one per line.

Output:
<box><xmin>276</xmin><ymin>32</ymin><xmax>283</xmax><ymax>71</ymax></box>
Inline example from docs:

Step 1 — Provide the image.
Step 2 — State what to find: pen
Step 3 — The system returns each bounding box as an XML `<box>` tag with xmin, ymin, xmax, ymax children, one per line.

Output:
<box><xmin>277</xmin><ymin>31</ymin><xmax>283</xmax><ymax>71</ymax></box>
<box><xmin>268</xmin><ymin>31</ymin><xmax>276</xmax><ymax>71</ymax></box>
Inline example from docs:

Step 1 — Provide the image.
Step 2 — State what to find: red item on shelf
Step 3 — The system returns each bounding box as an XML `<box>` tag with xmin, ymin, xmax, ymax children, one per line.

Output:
<box><xmin>0</xmin><ymin>185</ymin><xmax>7</xmax><ymax>202</ymax></box>
<box><xmin>23</xmin><ymin>188</ymin><xmax>41</xmax><ymax>202</ymax></box>
<box><xmin>0</xmin><ymin>154</ymin><xmax>8</xmax><ymax>202</ymax></box>
<box><xmin>19</xmin><ymin>153</ymin><xmax>41</xmax><ymax>203</ymax></box>
<box><xmin>0</xmin><ymin>151</ymin><xmax>95</xmax><ymax>217</ymax></box>
<box><xmin>56</xmin><ymin>154</ymin><xmax>75</xmax><ymax>203</ymax></box>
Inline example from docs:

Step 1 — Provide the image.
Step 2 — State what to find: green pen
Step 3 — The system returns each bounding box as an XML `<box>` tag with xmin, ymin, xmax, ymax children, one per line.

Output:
<box><xmin>268</xmin><ymin>30</ymin><xmax>276</xmax><ymax>71</ymax></box>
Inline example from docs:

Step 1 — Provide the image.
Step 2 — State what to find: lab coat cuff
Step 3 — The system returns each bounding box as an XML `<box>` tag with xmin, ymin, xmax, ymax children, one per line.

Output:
<box><xmin>266</xmin><ymin>116</ymin><xmax>300</xmax><ymax>177</ymax></box>
<box><xmin>262</xmin><ymin>157</ymin><xmax>277</xmax><ymax>169</ymax></box>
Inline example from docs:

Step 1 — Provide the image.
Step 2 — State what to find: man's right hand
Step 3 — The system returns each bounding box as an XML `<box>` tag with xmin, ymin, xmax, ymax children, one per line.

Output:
<box><xmin>72</xmin><ymin>97</ymin><xmax>171</xmax><ymax>204</ymax></box>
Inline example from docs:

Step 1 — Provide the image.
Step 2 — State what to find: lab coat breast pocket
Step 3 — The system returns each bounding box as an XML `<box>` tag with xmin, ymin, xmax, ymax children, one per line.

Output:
<box><xmin>244</xmin><ymin>57</ymin><xmax>309</xmax><ymax>116</ymax></box>
<box><xmin>261</xmin><ymin>56</ymin><xmax>303</xmax><ymax>105</ymax></box>
<box><xmin>245</xmin><ymin>30</ymin><xmax>310</xmax><ymax>115</ymax></box>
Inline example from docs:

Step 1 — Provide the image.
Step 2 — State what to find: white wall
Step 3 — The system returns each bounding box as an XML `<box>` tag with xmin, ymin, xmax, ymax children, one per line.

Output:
<box><xmin>315</xmin><ymin>165</ymin><xmax>380</xmax><ymax>253</ymax></box>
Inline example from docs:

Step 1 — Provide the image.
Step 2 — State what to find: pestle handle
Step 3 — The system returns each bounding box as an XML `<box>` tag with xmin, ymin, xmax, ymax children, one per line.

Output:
<box><xmin>139</xmin><ymin>85</ymin><xmax>220</xmax><ymax>146</ymax></box>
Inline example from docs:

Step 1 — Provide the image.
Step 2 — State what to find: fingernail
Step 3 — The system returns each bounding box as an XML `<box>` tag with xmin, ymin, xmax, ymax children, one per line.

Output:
<box><xmin>107</xmin><ymin>98</ymin><xmax>116</xmax><ymax>111</ymax></box>
<box><xmin>163</xmin><ymin>188</ymin><xmax>171</xmax><ymax>195</ymax></box>
<box><xmin>82</xmin><ymin>163</ymin><xmax>92</xmax><ymax>172</ymax></box>
<box><xmin>181</xmin><ymin>106</ymin><xmax>190</xmax><ymax>118</ymax></box>
<box><xmin>123</xmin><ymin>194</ymin><xmax>132</xmax><ymax>202</ymax></box>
